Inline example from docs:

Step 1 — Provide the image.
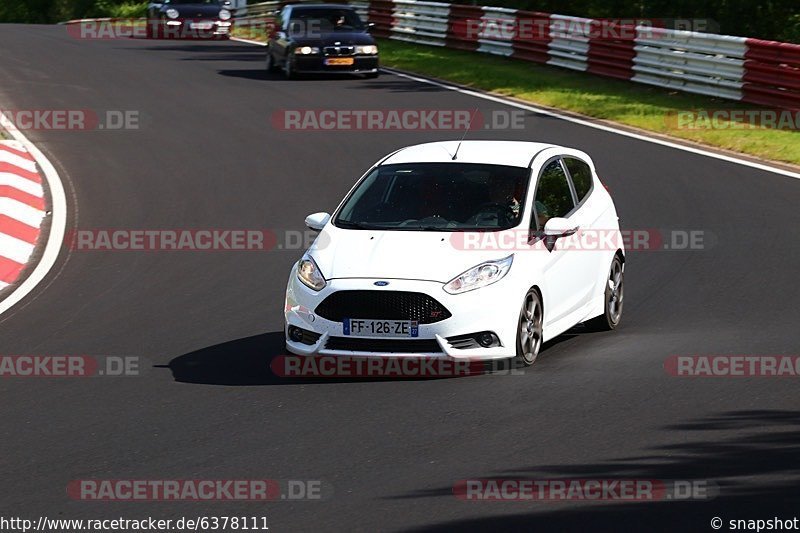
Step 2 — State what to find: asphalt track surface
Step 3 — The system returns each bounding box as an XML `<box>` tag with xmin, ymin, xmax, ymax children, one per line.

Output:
<box><xmin>1</xmin><ymin>25</ymin><xmax>800</xmax><ymax>532</ymax></box>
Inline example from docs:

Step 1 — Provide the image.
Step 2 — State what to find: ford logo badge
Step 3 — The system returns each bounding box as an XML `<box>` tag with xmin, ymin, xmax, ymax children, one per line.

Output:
<box><xmin>374</xmin><ymin>281</ymin><xmax>389</xmax><ymax>286</ymax></box>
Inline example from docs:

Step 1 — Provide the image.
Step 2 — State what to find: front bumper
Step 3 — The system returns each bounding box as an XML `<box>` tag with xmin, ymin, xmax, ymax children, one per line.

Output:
<box><xmin>293</xmin><ymin>55</ymin><xmax>379</xmax><ymax>74</ymax></box>
<box><xmin>160</xmin><ymin>19</ymin><xmax>232</xmax><ymax>38</ymax></box>
<box><xmin>284</xmin><ymin>271</ymin><xmax>519</xmax><ymax>360</ymax></box>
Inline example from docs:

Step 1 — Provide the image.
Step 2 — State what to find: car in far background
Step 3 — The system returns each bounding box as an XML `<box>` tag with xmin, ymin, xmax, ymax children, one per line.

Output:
<box><xmin>265</xmin><ymin>4</ymin><xmax>379</xmax><ymax>78</ymax></box>
<box><xmin>146</xmin><ymin>0</ymin><xmax>233</xmax><ymax>39</ymax></box>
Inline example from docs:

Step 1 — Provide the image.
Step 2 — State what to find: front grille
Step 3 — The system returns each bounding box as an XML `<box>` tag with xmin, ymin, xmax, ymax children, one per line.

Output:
<box><xmin>325</xmin><ymin>337</ymin><xmax>442</xmax><ymax>353</ymax></box>
<box><xmin>447</xmin><ymin>335</ymin><xmax>480</xmax><ymax>350</ymax></box>
<box><xmin>324</xmin><ymin>46</ymin><xmax>355</xmax><ymax>56</ymax></box>
<box><xmin>314</xmin><ymin>291</ymin><xmax>451</xmax><ymax>324</ymax></box>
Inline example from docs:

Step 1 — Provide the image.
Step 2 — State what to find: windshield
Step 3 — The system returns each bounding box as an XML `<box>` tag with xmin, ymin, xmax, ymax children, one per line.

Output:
<box><xmin>290</xmin><ymin>8</ymin><xmax>364</xmax><ymax>32</ymax></box>
<box><xmin>334</xmin><ymin>163</ymin><xmax>530</xmax><ymax>231</ymax></box>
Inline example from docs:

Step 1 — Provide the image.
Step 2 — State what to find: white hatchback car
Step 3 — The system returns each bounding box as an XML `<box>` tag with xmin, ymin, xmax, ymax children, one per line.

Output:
<box><xmin>284</xmin><ymin>141</ymin><xmax>624</xmax><ymax>366</ymax></box>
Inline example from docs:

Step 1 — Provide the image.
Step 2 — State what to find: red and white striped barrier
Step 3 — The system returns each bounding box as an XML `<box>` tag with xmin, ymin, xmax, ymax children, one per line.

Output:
<box><xmin>0</xmin><ymin>142</ymin><xmax>46</xmax><ymax>290</ymax></box>
<box><xmin>354</xmin><ymin>0</ymin><xmax>800</xmax><ymax>110</ymax></box>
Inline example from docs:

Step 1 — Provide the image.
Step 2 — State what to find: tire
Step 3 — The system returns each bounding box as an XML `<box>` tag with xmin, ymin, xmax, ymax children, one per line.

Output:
<box><xmin>364</xmin><ymin>71</ymin><xmax>379</xmax><ymax>79</ymax></box>
<box><xmin>265</xmin><ymin>49</ymin><xmax>277</xmax><ymax>72</ymax></box>
<box><xmin>584</xmin><ymin>254</ymin><xmax>624</xmax><ymax>331</ymax></box>
<box><xmin>516</xmin><ymin>288</ymin><xmax>543</xmax><ymax>367</ymax></box>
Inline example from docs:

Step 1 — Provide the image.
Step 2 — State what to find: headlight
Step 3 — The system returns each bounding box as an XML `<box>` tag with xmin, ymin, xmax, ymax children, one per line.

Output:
<box><xmin>165</xmin><ymin>8</ymin><xmax>179</xmax><ymax>19</ymax></box>
<box><xmin>294</xmin><ymin>46</ymin><xmax>319</xmax><ymax>55</ymax></box>
<box><xmin>443</xmin><ymin>255</ymin><xmax>513</xmax><ymax>294</ymax></box>
<box><xmin>218</xmin><ymin>8</ymin><xmax>231</xmax><ymax>20</ymax></box>
<box><xmin>297</xmin><ymin>255</ymin><xmax>326</xmax><ymax>291</ymax></box>
<box><xmin>356</xmin><ymin>44</ymin><xmax>378</xmax><ymax>55</ymax></box>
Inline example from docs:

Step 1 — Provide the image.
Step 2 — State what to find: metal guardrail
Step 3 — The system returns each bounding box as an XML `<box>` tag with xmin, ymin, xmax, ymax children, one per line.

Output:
<box><xmin>355</xmin><ymin>0</ymin><xmax>799</xmax><ymax>110</ymax></box>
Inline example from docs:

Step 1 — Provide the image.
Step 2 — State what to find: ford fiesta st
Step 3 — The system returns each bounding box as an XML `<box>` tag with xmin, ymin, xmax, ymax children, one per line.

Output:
<box><xmin>284</xmin><ymin>141</ymin><xmax>624</xmax><ymax>366</ymax></box>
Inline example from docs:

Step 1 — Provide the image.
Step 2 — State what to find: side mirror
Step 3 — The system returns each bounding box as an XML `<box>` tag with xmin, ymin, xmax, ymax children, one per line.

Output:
<box><xmin>543</xmin><ymin>217</ymin><xmax>578</xmax><ymax>238</ymax></box>
<box><xmin>305</xmin><ymin>212</ymin><xmax>331</xmax><ymax>231</ymax></box>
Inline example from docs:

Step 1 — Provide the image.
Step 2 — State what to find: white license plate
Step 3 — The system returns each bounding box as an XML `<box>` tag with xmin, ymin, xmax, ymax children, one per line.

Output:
<box><xmin>189</xmin><ymin>21</ymin><xmax>214</xmax><ymax>30</ymax></box>
<box><xmin>343</xmin><ymin>319</ymin><xmax>419</xmax><ymax>337</ymax></box>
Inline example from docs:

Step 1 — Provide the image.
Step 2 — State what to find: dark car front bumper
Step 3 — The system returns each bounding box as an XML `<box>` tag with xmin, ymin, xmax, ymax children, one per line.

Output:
<box><xmin>157</xmin><ymin>19</ymin><xmax>232</xmax><ymax>39</ymax></box>
<box><xmin>294</xmin><ymin>56</ymin><xmax>379</xmax><ymax>74</ymax></box>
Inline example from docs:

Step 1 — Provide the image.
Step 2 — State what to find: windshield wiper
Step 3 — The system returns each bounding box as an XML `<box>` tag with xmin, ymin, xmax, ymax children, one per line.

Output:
<box><xmin>336</xmin><ymin>220</ymin><xmax>383</xmax><ymax>230</ymax></box>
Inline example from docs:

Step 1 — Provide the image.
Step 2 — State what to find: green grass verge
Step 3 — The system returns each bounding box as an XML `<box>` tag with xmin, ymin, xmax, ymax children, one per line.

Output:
<box><xmin>230</xmin><ymin>29</ymin><xmax>799</xmax><ymax>166</ymax></box>
<box><xmin>378</xmin><ymin>39</ymin><xmax>800</xmax><ymax>166</ymax></box>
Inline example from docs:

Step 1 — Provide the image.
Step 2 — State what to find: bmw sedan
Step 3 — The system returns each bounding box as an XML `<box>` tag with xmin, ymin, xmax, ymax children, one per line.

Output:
<box><xmin>265</xmin><ymin>4</ymin><xmax>379</xmax><ymax>78</ymax></box>
<box><xmin>284</xmin><ymin>141</ymin><xmax>624</xmax><ymax>366</ymax></box>
<box><xmin>146</xmin><ymin>0</ymin><xmax>233</xmax><ymax>39</ymax></box>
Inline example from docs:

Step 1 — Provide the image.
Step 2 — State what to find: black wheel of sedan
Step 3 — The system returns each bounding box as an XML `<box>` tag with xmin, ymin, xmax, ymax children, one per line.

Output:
<box><xmin>585</xmin><ymin>255</ymin><xmax>624</xmax><ymax>331</ymax></box>
<box><xmin>516</xmin><ymin>288</ymin><xmax>543</xmax><ymax>367</ymax></box>
<box><xmin>265</xmin><ymin>49</ymin><xmax>277</xmax><ymax>72</ymax></box>
<box><xmin>364</xmin><ymin>71</ymin><xmax>379</xmax><ymax>79</ymax></box>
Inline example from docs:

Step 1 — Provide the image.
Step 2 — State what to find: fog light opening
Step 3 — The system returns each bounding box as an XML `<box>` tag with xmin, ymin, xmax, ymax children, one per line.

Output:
<box><xmin>288</xmin><ymin>326</ymin><xmax>305</xmax><ymax>343</ymax></box>
<box><xmin>478</xmin><ymin>332</ymin><xmax>498</xmax><ymax>348</ymax></box>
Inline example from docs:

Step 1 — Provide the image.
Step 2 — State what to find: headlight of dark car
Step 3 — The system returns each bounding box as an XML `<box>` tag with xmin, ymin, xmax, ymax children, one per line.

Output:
<box><xmin>355</xmin><ymin>45</ymin><xmax>378</xmax><ymax>55</ymax></box>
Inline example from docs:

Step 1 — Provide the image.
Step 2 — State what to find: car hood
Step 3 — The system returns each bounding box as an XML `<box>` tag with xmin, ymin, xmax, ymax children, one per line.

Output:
<box><xmin>309</xmin><ymin>228</ymin><xmax>514</xmax><ymax>283</ymax></box>
<box><xmin>168</xmin><ymin>4</ymin><xmax>223</xmax><ymax>17</ymax></box>
<box><xmin>294</xmin><ymin>32</ymin><xmax>375</xmax><ymax>46</ymax></box>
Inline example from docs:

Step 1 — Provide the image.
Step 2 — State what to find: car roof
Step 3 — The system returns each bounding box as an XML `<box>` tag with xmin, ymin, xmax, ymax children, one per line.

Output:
<box><xmin>379</xmin><ymin>140</ymin><xmax>561</xmax><ymax>168</ymax></box>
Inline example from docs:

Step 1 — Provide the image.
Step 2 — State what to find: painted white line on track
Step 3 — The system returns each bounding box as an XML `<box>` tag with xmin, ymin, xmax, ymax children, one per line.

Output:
<box><xmin>230</xmin><ymin>33</ymin><xmax>800</xmax><ymax>181</ymax></box>
<box><xmin>383</xmin><ymin>68</ymin><xmax>800</xmax><ymax>181</ymax></box>
<box><xmin>0</xmin><ymin>150</ymin><xmax>37</xmax><ymax>172</ymax></box>
<box><xmin>230</xmin><ymin>37</ymin><xmax>267</xmax><ymax>47</ymax></box>
<box><xmin>0</xmin><ymin>233</ymin><xmax>36</xmax><ymax>264</ymax></box>
<box><xmin>0</xmin><ymin>198</ymin><xmax>46</xmax><ymax>228</ymax></box>
<box><xmin>0</xmin><ymin>173</ymin><xmax>44</xmax><ymax>196</ymax></box>
<box><xmin>0</xmin><ymin>123</ymin><xmax>68</xmax><ymax>317</ymax></box>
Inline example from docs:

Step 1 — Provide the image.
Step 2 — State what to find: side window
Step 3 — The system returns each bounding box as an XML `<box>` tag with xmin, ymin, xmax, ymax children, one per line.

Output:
<box><xmin>564</xmin><ymin>157</ymin><xmax>593</xmax><ymax>203</ymax></box>
<box><xmin>533</xmin><ymin>159</ymin><xmax>575</xmax><ymax>229</ymax></box>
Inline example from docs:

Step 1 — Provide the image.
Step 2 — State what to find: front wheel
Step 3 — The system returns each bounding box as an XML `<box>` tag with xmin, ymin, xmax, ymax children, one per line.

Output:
<box><xmin>516</xmin><ymin>288</ymin><xmax>543</xmax><ymax>367</ymax></box>
<box><xmin>584</xmin><ymin>255</ymin><xmax>624</xmax><ymax>331</ymax></box>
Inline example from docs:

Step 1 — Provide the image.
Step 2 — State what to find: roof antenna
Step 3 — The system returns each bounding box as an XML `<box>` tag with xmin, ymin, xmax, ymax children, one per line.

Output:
<box><xmin>451</xmin><ymin>108</ymin><xmax>479</xmax><ymax>160</ymax></box>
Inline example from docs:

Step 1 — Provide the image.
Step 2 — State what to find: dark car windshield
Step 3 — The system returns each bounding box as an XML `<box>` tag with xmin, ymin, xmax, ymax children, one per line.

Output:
<box><xmin>334</xmin><ymin>163</ymin><xmax>530</xmax><ymax>231</ymax></box>
<box><xmin>290</xmin><ymin>8</ymin><xmax>364</xmax><ymax>32</ymax></box>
